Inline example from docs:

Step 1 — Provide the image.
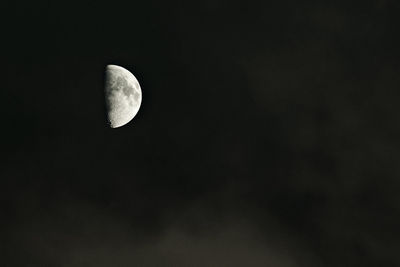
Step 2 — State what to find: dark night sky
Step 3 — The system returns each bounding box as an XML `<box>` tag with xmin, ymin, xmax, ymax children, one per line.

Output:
<box><xmin>2</xmin><ymin>0</ymin><xmax>400</xmax><ymax>266</ymax></box>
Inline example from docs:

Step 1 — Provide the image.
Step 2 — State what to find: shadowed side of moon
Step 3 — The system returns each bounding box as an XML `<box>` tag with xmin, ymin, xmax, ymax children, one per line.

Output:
<box><xmin>104</xmin><ymin>65</ymin><xmax>142</xmax><ymax>128</ymax></box>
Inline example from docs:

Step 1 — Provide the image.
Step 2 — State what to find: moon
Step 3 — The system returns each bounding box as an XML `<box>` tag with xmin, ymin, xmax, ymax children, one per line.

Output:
<box><xmin>104</xmin><ymin>65</ymin><xmax>142</xmax><ymax>128</ymax></box>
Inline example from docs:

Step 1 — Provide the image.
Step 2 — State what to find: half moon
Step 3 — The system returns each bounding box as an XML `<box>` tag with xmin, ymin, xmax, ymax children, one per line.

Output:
<box><xmin>104</xmin><ymin>65</ymin><xmax>142</xmax><ymax>128</ymax></box>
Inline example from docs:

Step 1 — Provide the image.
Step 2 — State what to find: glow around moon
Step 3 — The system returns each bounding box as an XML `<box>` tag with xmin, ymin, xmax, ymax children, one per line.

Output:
<box><xmin>104</xmin><ymin>65</ymin><xmax>142</xmax><ymax>128</ymax></box>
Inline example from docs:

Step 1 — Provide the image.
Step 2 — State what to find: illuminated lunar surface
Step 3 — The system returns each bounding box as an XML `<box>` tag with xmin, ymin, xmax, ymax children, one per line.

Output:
<box><xmin>104</xmin><ymin>65</ymin><xmax>142</xmax><ymax>128</ymax></box>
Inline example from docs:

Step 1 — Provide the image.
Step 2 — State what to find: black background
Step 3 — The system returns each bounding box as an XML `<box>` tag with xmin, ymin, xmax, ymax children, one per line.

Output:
<box><xmin>2</xmin><ymin>0</ymin><xmax>400</xmax><ymax>266</ymax></box>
